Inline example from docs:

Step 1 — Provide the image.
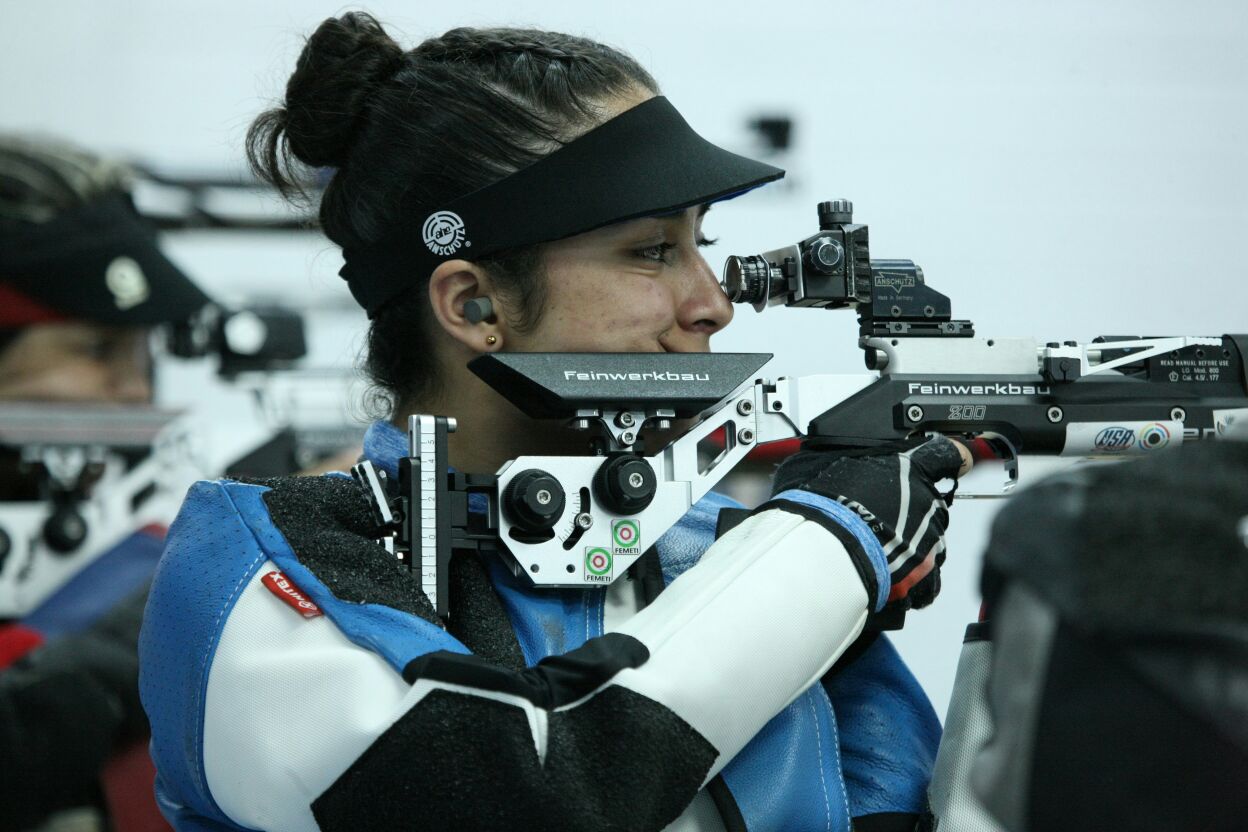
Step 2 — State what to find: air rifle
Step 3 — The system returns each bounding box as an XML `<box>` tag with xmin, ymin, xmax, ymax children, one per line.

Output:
<box><xmin>356</xmin><ymin>201</ymin><xmax>1248</xmax><ymax>620</ymax></box>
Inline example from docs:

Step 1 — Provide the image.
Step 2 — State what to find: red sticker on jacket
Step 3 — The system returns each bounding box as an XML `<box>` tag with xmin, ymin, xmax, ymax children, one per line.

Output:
<box><xmin>261</xmin><ymin>571</ymin><xmax>323</xmax><ymax>618</ymax></box>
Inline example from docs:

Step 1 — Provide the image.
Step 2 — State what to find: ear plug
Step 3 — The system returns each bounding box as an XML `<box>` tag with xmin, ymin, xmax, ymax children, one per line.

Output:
<box><xmin>464</xmin><ymin>297</ymin><xmax>494</xmax><ymax>324</ymax></box>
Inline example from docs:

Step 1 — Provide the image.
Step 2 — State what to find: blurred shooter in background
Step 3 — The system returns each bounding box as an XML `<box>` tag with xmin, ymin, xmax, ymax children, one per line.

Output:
<box><xmin>0</xmin><ymin>134</ymin><xmax>211</xmax><ymax>832</ymax></box>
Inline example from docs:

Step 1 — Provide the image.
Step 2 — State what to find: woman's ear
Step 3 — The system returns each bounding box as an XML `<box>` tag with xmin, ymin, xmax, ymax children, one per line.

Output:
<box><xmin>427</xmin><ymin>260</ymin><xmax>504</xmax><ymax>352</ymax></box>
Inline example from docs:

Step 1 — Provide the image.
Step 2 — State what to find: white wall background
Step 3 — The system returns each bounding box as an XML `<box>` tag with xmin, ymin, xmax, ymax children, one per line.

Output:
<box><xmin>4</xmin><ymin>0</ymin><xmax>1245</xmax><ymax>719</ymax></box>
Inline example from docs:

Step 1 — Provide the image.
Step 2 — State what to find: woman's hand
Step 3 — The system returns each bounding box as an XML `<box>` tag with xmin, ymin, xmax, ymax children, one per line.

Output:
<box><xmin>767</xmin><ymin>435</ymin><xmax>970</xmax><ymax>615</ymax></box>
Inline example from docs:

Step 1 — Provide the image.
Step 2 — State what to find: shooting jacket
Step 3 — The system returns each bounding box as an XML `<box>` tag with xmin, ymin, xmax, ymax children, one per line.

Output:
<box><xmin>139</xmin><ymin>421</ymin><xmax>939</xmax><ymax>831</ymax></box>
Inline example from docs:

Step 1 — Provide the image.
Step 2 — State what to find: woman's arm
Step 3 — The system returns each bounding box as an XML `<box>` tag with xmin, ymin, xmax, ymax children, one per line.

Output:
<box><xmin>143</xmin><ymin>477</ymin><xmax>877</xmax><ymax>831</ymax></box>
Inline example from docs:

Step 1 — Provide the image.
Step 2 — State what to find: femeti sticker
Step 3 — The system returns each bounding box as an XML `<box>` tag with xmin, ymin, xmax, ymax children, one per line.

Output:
<box><xmin>612</xmin><ymin>519</ymin><xmax>641</xmax><ymax>555</ymax></box>
<box><xmin>584</xmin><ymin>547</ymin><xmax>613</xmax><ymax>584</ymax></box>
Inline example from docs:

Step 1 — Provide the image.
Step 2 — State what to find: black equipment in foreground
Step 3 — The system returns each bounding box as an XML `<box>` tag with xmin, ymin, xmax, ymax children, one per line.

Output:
<box><xmin>354</xmin><ymin>200</ymin><xmax>1248</xmax><ymax>622</ymax></box>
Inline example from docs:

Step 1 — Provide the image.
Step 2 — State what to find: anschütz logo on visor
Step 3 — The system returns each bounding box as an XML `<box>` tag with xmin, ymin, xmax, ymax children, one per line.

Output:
<box><xmin>105</xmin><ymin>256</ymin><xmax>149</xmax><ymax>310</ymax></box>
<box><xmin>423</xmin><ymin>211</ymin><xmax>468</xmax><ymax>256</ymax></box>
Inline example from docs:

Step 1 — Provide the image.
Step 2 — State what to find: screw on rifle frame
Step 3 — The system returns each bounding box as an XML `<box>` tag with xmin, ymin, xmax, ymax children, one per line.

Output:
<box><xmin>616</xmin><ymin>412</ymin><xmax>636</xmax><ymax>428</ymax></box>
<box><xmin>535</xmin><ymin>489</ymin><xmax>552</xmax><ymax>505</ymax></box>
<box><xmin>1047</xmin><ymin>406</ymin><xmax>1064</xmax><ymax>423</ymax></box>
<box><xmin>620</xmin><ymin>431</ymin><xmax>636</xmax><ymax>445</ymax></box>
<box><xmin>737</xmin><ymin>427</ymin><xmax>755</xmax><ymax>444</ymax></box>
<box><xmin>627</xmin><ymin>471</ymin><xmax>646</xmax><ymax>489</ymax></box>
<box><xmin>575</xmin><ymin>512</ymin><xmax>594</xmax><ymax>530</ymax></box>
<box><xmin>906</xmin><ymin>405</ymin><xmax>924</xmax><ymax>422</ymax></box>
<box><xmin>737</xmin><ymin>399</ymin><xmax>754</xmax><ymax>416</ymax></box>
<box><xmin>1170</xmin><ymin>407</ymin><xmax>1187</xmax><ymax>422</ymax></box>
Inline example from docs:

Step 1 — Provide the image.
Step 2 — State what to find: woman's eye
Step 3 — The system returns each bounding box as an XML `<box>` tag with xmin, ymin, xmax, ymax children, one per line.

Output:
<box><xmin>697</xmin><ymin>236</ymin><xmax>719</xmax><ymax>248</ymax></box>
<box><xmin>636</xmin><ymin>242</ymin><xmax>677</xmax><ymax>263</ymax></box>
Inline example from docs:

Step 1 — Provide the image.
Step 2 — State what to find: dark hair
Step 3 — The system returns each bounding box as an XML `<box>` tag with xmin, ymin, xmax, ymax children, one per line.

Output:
<box><xmin>247</xmin><ymin>13</ymin><xmax>658</xmax><ymax>415</ymax></box>
<box><xmin>0</xmin><ymin>133</ymin><xmax>132</xmax><ymax>226</ymax></box>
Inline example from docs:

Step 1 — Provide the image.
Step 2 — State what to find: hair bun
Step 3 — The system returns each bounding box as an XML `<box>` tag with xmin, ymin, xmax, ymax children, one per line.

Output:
<box><xmin>282</xmin><ymin>12</ymin><xmax>405</xmax><ymax>168</ymax></box>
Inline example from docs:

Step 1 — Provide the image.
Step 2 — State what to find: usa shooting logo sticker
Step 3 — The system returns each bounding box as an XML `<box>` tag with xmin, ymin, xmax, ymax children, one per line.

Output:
<box><xmin>1093</xmin><ymin>426</ymin><xmax>1136</xmax><ymax>453</ymax></box>
<box><xmin>584</xmin><ymin>547</ymin><xmax>613</xmax><ymax>583</ymax></box>
<box><xmin>422</xmin><ymin>211</ymin><xmax>468</xmax><ymax>256</ymax></box>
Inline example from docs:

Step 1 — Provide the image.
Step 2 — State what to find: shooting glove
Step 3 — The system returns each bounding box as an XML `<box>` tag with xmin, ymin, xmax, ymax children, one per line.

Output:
<box><xmin>762</xmin><ymin>435</ymin><xmax>963</xmax><ymax>617</ymax></box>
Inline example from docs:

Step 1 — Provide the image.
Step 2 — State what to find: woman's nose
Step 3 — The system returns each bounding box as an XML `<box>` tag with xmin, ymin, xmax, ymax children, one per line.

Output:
<box><xmin>675</xmin><ymin>255</ymin><xmax>734</xmax><ymax>337</ymax></box>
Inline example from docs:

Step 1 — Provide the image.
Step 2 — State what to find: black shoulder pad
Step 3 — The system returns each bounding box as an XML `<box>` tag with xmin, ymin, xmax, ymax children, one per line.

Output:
<box><xmin>258</xmin><ymin>476</ymin><xmax>439</xmax><ymax>625</ymax></box>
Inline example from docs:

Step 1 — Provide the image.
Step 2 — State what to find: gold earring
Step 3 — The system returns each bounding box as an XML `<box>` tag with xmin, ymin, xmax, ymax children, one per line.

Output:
<box><xmin>485</xmin><ymin>335</ymin><xmax>498</xmax><ymax>346</ymax></box>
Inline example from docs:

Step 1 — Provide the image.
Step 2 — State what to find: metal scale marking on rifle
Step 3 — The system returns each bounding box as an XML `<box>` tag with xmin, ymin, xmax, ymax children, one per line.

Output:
<box><xmin>355</xmin><ymin>199</ymin><xmax>1248</xmax><ymax>620</ymax></box>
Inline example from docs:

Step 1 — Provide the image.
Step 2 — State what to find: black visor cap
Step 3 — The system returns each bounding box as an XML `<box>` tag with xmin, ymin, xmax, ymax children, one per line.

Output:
<box><xmin>1</xmin><ymin>192</ymin><xmax>212</xmax><ymax>327</ymax></box>
<box><xmin>341</xmin><ymin>96</ymin><xmax>785</xmax><ymax>317</ymax></box>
